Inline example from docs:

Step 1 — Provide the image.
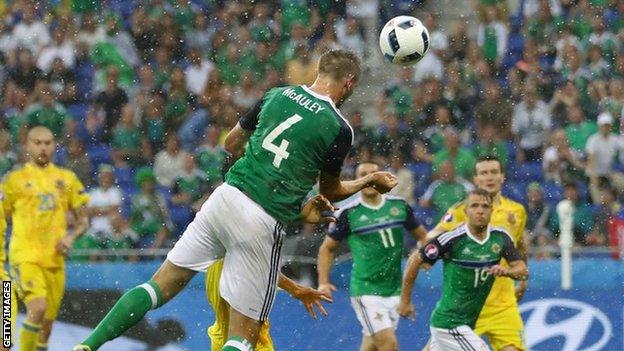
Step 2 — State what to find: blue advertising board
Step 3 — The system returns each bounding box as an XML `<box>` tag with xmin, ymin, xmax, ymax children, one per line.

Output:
<box><xmin>58</xmin><ymin>258</ymin><xmax>622</xmax><ymax>350</ymax></box>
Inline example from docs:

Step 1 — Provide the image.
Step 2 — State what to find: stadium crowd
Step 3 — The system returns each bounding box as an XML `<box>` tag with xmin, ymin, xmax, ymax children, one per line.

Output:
<box><xmin>0</xmin><ymin>0</ymin><xmax>621</xmax><ymax>263</ymax></box>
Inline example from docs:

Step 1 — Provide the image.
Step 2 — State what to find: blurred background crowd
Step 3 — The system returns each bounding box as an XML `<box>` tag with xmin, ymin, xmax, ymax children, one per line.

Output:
<box><xmin>0</xmin><ymin>0</ymin><xmax>621</xmax><ymax>276</ymax></box>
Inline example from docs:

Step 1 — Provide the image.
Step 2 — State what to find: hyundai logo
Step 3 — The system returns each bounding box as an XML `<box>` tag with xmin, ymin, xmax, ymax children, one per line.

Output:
<box><xmin>520</xmin><ymin>298</ymin><xmax>612</xmax><ymax>351</ymax></box>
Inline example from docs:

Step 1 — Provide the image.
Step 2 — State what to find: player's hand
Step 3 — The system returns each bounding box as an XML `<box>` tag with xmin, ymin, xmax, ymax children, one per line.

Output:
<box><xmin>301</xmin><ymin>195</ymin><xmax>336</xmax><ymax>224</ymax></box>
<box><xmin>290</xmin><ymin>285</ymin><xmax>333</xmax><ymax>320</ymax></box>
<box><xmin>317</xmin><ymin>282</ymin><xmax>337</xmax><ymax>300</ymax></box>
<box><xmin>368</xmin><ymin>172</ymin><xmax>398</xmax><ymax>193</ymax></box>
<box><xmin>515</xmin><ymin>280</ymin><xmax>528</xmax><ymax>301</ymax></box>
<box><xmin>397</xmin><ymin>300</ymin><xmax>415</xmax><ymax>320</ymax></box>
<box><xmin>56</xmin><ymin>236</ymin><xmax>75</xmax><ymax>256</ymax></box>
<box><xmin>487</xmin><ymin>265</ymin><xmax>508</xmax><ymax>277</ymax></box>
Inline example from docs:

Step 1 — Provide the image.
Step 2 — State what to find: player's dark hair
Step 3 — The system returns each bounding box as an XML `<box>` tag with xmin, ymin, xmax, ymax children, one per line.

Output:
<box><xmin>474</xmin><ymin>155</ymin><xmax>504</xmax><ymax>175</ymax></box>
<box><xmin>318</xmin><ymin>49</ymin><xmax>361</xmax><ymax>82</ymax></box>
<box><xmin>467</xmin><ymin>188</ymin><xmax>493</xmax><ymax>205</ymax></box>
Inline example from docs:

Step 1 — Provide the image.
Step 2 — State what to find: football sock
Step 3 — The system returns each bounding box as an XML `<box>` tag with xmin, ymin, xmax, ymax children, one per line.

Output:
<box><xmin>222</xmin><ymin>337</ymin><xmax>253</xmax><ymax>351</ymax></box>
<box><xmin>35</xmin><ymin>343</ymin><xmax>47</xmax><ymax>351</ymax></box>
<box><xmin>82</xmin><ymin>280</ymin><xmax>163</xmax><ymax>350</ymax></box>
<box><xmin>256</xmin><ymin>321</ymin><xmax>274</xmax><ymax>351</ymax></box>
<box><xmin>19</xmin><ymin>321</ymin><xmax>40</xmax><ymax>351</ymax></box>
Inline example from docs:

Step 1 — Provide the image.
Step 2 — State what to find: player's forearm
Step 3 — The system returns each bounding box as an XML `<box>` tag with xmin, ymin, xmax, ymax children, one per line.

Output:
<box><xmin>322</xmin><ymin>175</ymin><xmax>373</xmax><ymax>202</ymax></box>
<box><xmin>400</xmin><ymin>251</ymin><xmax>422</xmax><ymax>303</ymax></box>
<box><xmin>505</xmin><ymin>261</ymin><xmax>529</xmax><ymax>281</ymax></box>
<box><xmin>316</xmin><ymin>245</ymin><xmax>335</xmax><ymax>285</ymax></box>
<box><xmin>278</xmin><ymin>273</ymin><xmax>300</xmax><ymax>295</ymax></box>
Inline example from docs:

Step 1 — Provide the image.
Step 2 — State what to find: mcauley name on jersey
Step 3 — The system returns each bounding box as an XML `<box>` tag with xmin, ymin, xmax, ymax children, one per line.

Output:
<box><xmin>282</xmin><ymin>88</ymin><xmax>327</xmax><ymax>114</ymax></box>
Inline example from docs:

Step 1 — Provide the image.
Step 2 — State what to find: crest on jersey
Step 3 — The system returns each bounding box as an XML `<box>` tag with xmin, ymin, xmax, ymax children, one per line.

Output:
<box><xmin>390</xmin><ymin>207</ymin><xmax>399</xmax><ymax>216</ymax></box>
<box><xmin>443</xmin><ymin>212</ymin><xmax>453</xmax><ymax>222</ymax></box>
<box><xmin>491</xmin><ymin>243</ymin><xmax>501</xmax><ymax>254</ymax></box>
<box><xmin>56</xmin><ymin>180</ymin><xmax>65</xmax><ymax>190</ymax></box>
<box><xmin>507</xmin><ymin>213</ymin><xmax>516</xmax><ymax>225</ymax></box>
<box><xmin>424</xmin><ymin>243</ymin><xmax>439</xmax><ymax>260</ymax></box>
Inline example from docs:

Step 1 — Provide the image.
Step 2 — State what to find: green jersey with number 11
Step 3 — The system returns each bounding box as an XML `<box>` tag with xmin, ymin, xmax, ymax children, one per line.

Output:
<box><xmin>419</xmin><ymin>224</ymin><xmax>521</xmax><ymax>329</ymax></box>
<box><xmin>226</xmin><ymin>86</ymin><xmax>353</xmax><ymax>223</ymax></box>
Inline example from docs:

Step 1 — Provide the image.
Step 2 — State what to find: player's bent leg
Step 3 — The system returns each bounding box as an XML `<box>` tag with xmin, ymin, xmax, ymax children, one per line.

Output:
<box><xmin>359</xmin><ymin>335</ymin><xmax>377</xmax><ymax>351</ymax></box>
<box><xmin>77</xmin><ymin>260</ymin><xmax>196</xmax><ymax>350</ymax></box>
<box><xmin>36</xmin><ymin>319</ymin><xmax>53</xmax><ymax>351</ymax></box>
<box><xmin>225</xmin><ymin>309</ymin><xmax>262</xmax><ymax>350</ymax></box>
<box><xmin>370</xmin><ymin>328</ymin><xmax>398</xmax><ymax>351</ymax></box>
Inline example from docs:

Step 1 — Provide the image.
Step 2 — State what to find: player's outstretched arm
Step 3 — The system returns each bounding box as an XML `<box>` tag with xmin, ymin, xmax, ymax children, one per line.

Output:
<box><xmin>316</xmin><ymin>236</ymin><xmax>339</xmax><ymax>299</ymax></box>
<box><xmin>398</xmin><ymin>249</ymin><xmax>423</xmax><ymax>320</ymax></box>
<box><xmin>319</xmin><ymin>171</ymin><xmax>397</xmax><ymax>202</ymax></box>
<box><xmin>278</xmin><ymin>273</ymin><xmax>332</xmax><ymax>319</ymax></box>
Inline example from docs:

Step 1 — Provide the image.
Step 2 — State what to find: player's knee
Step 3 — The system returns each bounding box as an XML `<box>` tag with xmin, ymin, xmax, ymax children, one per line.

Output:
<box><xmin>499</xmin><ymin>346</ymin><xmax>521</xmax><ymax>351</ymax></box>
<box><xmin>26</xmin><ymin>298</ymin><xmax>47</xmax><ymax>321</ymax></box>
<box><xmin>151</xmin><ymin>260</ymin><xmax>196</xmax><ymax>302</ymax></box>
<box><xmin>373</xmin><ymin>330</ymin><xmax>398</xmax><ymax>351</ymax></box>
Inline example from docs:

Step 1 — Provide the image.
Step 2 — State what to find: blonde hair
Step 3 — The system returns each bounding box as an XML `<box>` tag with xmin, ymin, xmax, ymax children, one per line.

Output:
<box><xmin>317</xmin><ymin>49</ymin><xmax>361</xmax><ymax>82</ymax></box>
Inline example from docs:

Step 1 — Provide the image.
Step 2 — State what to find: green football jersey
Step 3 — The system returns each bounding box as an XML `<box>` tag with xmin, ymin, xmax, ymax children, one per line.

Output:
<box><xmin>330</xmin><ymin>195</ymin><xmax>420</xmax><ymax>297</ymax></box>
<box><xmin>226</xmin><ymin>86</ymin><xmax>353</xmax><ymax>223</ymax></box>
<box><xmin>420</xmin><ymin>224</ymin><xmax>521</xmax><ymax>329</ymax></box>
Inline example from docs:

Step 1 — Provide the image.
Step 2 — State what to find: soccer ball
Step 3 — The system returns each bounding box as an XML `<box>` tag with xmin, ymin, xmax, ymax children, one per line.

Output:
<box><xmin>379</xmin><ymin>15</ymin><xmax>430</xmax><ymax>66</ymax></box>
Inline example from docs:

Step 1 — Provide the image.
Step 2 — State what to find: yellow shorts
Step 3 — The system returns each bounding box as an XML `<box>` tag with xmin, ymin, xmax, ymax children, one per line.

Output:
<box><xmin>475</xmin><ymin>305</ymin><xmax>526</xmax><ymax>351</ymax></box>
<box><xmin>10</xmin><ymin>263</ymin><xmax>65</xmax><ymax>321</ymax></box>
<box><xmin>0</xmin><ymin>269</ymin><xmax>17</xmax><ymax>345</ymax></box>
<box><xmin>206</xmin><ymin>259</ymin><xmax>274</xmax><ymax>351</ymax></box>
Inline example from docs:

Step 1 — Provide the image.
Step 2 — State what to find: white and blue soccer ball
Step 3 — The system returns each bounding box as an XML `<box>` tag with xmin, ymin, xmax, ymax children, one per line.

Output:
<box><xmin>379</xmin><ymin>15</ymin><xmax>430</xmax><ymax>66</ymax></box>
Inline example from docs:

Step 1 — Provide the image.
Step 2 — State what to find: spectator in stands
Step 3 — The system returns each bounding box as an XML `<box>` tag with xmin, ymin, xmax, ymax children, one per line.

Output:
<box><xmin>0</xmin><ymin>129</ymin><xmax>16</xmax><ymax>177</ymax></box>
<box><xmin>525</xmin><ymin>182</ymin><xmax>554</xmax><ymax>260</ymax></box>
<box><xmin>285</xmin><ymin>45</ymin><xmax>317</xmax><ymax>86</ymax></box>
<box><xmin>9</xmin><ymin>48</ymin><xmax>43</xmax><ymax>94</ymax></box>
<box><xmin>103</xmin><ymin>13</ymin><xmax>140</xmax><ymax>68</ymax></box>
<box><xmin>11</xmin><ymin>4</ymin><xmax>50</xmax><ymax>54</ymax></box>
<box><xmin>543</xmin><ymin>129</ymin><xmax>585</xmax><ymax>185</ymax></box>
<box><xmin>111</xmin><ymin>104</ymin><xmax>147</xmax><ymax>167</ymax></box>
<box><xmin>335</xmin><ymin>16</ymin><xmax>365</xmax><ymax>59</ymax></box>
<box><xmin>432</xmin><ymin>127</ymin><xmax>475</xmax><ymax>180</ymax></box>
<box><xmin>185</xmin><ymin>12</ymin><xmax>214</xmax><ymax>57</ymax></box>
<box><xmin>587</xmin><ymin>185</ymin><xmax>622</xmax><ymax>246</ymax></box>
<box><xmin>374</xmin><ymin>112</ymin><xmax>412</xmax><ymax>158</ymax></box>
<box><xmin>196</xmin><ymin>126</ymin><xmax>227</xmax><ymax>187</ymax></box>
<box><xmin>585</xmin><ymin>112</ymin><xmax>624</xmax><ymax>203</ymax></box>
<box><xmin>473</xmin><ymin>124</ymin><xmax>508</xmax><ymax>166</ymax></box>
<box><xmin>587</xmin><ymin>45</ymin><xmax>611</xmax><ymax>80</ymax></box>
<box><xmin>164</xmin><ymin>67</ymin><xmax>192</xmax><ymax>131</ymax></box>
<box><xmin>550</xmin><ymin>182</ymin><xmax>595</xmax><ymax>245</ymax></box>
<box><xmin>130</xmin><ymin>167</ymin><xmax>170</xmax><ymax>249</ymax></box>
<box><xmin>103</xmin><ymin>212</ymin><xmax>138</xmax><ymax>262</ymax></box>
<box><xmin>564</xmin><ymin>104</ymin><xmax>597</xmax><ymax>153</ymax></box>
<box><xmin>475</xmin><ymin>80</ymin><xmax>512</xmax><ymax>138</ymax></box>
<box><xmin>23</xmin><ymin>83</ymin><xmax>70</xmax><ymax>139</ymax></box>
<box><xmin>46</xmin><ymin>58</ymin><xmax>77</xmax><ymax>105</ymax></box>
<box><xmin>37</xmin><ymin>25</ymin><xmax>76</xmax><ymax>72</ymax></box>
<box><xmin>420</xmin><ymin>161</ymin><xmax>473</xmax><ymax>222</ymax></box>
<box><xmin>133</xmin><ymin>64</ymin><xmax>157</xmax><ymax>111</ymax></box>
<box><xmin>85</xmin><ymin>164</ymin><xmax>123</xmax><ymax>242</ymax></box>
<box><xmin>383</xmin><ymin>66</ymin><xmax>414</xmax><ymax>121</ymax></box>
<box><xmin>95</xmin><ymin>66</ymin><xmax>128</xmax><ymax>141</ymax></box>
<box><xmin>76</xmin><ymin>11</ymin><xmax>106</xmax><ymax>49</ymax></box>
<box><xmin>512</xmin><ymin>80</ymin><xmax>552</xmax><ymax>163</ymax></box>
<box><xmin>171</xmin><ymin>154</ymin><xmax>209</xmax><ymax>212</ymax></box>
<box><xmin>184</xmin><ymin>48</ymin><xmax>214</xmax><ymax>96</ymax></box>
<box><xmin>64</xmin><ymin>139</ymin><xmax>93</xmax><ymax>187</ymax></box>
<box><xmin>141</xmin><ymin>94</ymin><xmax>167</xmax><ymax>151</ymax></box>
<box><xmin>477</xmin><ymin>5</ymin><xmax>508</xmax><ymax>66</ymax></box>
<box><xmin>600</xmin><ymin>78</ymin><xmax>624</xmax><ymax>124</ymax></box>
<box><xmin>421</xmin><ymin>105</ymin><xmax>454</xmax><ymax>154</ymax></box>
<box><xmin>423</xmin><ymin>12</ymin><xmax>448</xmax><ymax>61</ymax></box>
<box><xmin>551</xmin><ymin>79</ymin><xmax>581</xmax><ymax>128</ymax></box>
<box><xmin>154</xmin><ymin>135</ymin><xmax>188</xmax><ymax>188</ymax></box>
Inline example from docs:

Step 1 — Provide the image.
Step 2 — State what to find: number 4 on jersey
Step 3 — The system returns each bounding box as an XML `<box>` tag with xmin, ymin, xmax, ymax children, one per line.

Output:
<box><xmin>262</xmin><ymin>114</ymin><xmax>303</xmax><ymax>168</ymax></box>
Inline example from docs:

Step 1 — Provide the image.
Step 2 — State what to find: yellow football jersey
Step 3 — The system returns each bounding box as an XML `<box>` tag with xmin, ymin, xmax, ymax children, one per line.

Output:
<box><xmin>435</xmin><ymin>195</ymin><xmax>527</xmax><ymax>308</ymax></box>
<box><xmin>3</xmin><ymin>163</ymin><xmax>89</xmax><ymax>268</ymax></box>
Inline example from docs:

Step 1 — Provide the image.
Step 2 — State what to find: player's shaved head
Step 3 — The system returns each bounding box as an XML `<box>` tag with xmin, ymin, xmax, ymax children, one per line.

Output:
<box><xmin>318</xmin><ymin>49</ymin><xmax>361</xmax><ymax>82</ymax></box>
<box><xmin>26</xmin><ymin>126</ymin><xmax>55</xmax><ymax>167</ymax></box>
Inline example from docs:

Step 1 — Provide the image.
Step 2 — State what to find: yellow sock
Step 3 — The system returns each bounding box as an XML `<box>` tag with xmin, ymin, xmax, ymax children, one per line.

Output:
<box><xmin>35</xmin><ymin>342</ymin><xmax>48</xmax><ymax>351</ymax></box>
<box><xmin>256</xmin><ymin>321</ymin><xmax>275</xmax><ymax>351</ymax></box>
<box><xmin>19</xmin><ymin>322</ymin><xmax>40</xmax><ymax>351</ymax></box>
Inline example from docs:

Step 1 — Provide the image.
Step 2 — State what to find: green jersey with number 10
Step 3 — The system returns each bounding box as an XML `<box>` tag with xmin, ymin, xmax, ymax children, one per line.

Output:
<box><xmin>419</xmin><ymin>224</ymin><xmax>522</xmax><ymax>329</ymax></box>
<box><xmin>226</xmin><ymin>86</ymin><xmax>353</xmax><ymax>223</ymax></box>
